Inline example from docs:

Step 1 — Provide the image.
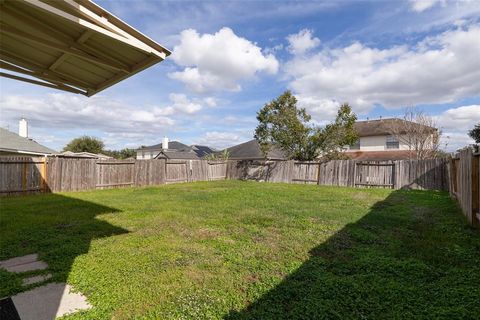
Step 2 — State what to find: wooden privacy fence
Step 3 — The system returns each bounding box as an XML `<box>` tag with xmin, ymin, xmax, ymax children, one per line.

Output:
<box><xmin>0</xmin><ymin>157</ymin><xmax>228</xmax><ymax>194</ymax></box>
<box><xmin>227</xmin><ymin>158</ymin><xmax>449</xmax><ymax>190</ymax></box>
<box><xmin>450</xmin><ymin>149</ymin><xmax>480</xmax><ymax>226</ymax></box>
<box><xmin>354</xmin><ymin>162</ymin><xmax>395</xmax><ymax>188</ymax></box>
<box><xmin>1</xmin><ymin>157</ymin><xmax>449</xmax><ymax>195</ymax></box>
<box><xmin>0</xmin><ymin>157</ymin><xmax>48</xmax><ymax>193</ymax></box>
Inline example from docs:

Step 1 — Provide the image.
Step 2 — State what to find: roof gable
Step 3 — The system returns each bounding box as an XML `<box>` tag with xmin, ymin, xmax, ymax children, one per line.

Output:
<box><xmin>138</xmin><ymin>141</ymin><xmax>192</xmax><ymax>151</ymax></box>
<box><xmin>154</xmin><ymin>150</ymin><xmax>199</xmax><ymax>160</ymax></box>
<box><xmin>0</xmin><ymin>128</ymin><xmax>57</xmax><ymax>154</ymax></box>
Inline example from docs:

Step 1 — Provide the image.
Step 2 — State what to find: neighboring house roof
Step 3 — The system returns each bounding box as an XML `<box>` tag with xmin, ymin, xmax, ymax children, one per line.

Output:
<box><xmin>345</xmin><ymin>150</ymin><xmax>416</xmax><ymax>161</ymax></box>
<box><xmin>0</xmin><ymin>128</ymin><xmax>56</xmax><ymax>155</ymax></box>
<box><xmin>154</xmin><ymin>150</ymin><xmax>199</xmax><ymax>160</ymax></box>
<box><xmin>354</xmin><ymin>119</ymin><xmax>437</xmax><ymax>137</ymax></box>
<box><xmin>57</xmin><ymin>151</ymin><xmax>113</xmax><ymax>159</ymax></box>
<box><xmin>191</xmin><ymin>145</ymin><xmax>216</xmax><ymax>158</ymax></box>
<box><xmin>137</xmin><ymin>141</ymin><xmax>192</xmax><ymax>151</ymax></box>
<box><xmin>225</xmin><ymin>139</ymin><xmax>287</xmax><ymax>160</ymax></box>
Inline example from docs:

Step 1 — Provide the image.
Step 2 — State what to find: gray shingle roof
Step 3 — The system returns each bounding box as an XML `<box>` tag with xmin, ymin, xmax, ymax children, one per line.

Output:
<box><xmin>225</xmin><ymin>139</ymin><xmax>287</xmax><ymax>160</ymax></box>
<box><xmin>354</xmin><ymin>118</ymin><xmax>437</xmax><ymax>137</ymax></box>
<box><xmin>191</xmin><ymin>145</ymin><xmax>216</xmax><ymax>158</ymax></box>
<box><xmin>0</xmin><ymin>128</ymin><xmax>57</xmax><ymax>155</ymax></box>
<box><xmin>137</xmin><ymin>141</ymin><xmax>192</xmax><ymax>151</ymax></box>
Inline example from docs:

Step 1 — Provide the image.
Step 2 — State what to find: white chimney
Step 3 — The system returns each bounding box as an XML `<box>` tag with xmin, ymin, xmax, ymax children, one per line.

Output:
<box><xmin>19</xmin><ymin>118</ymin><xmax>28</xmax><ymax>138</ymax></box>
<box><xmin>162</xmin><ymin>136</ymin><xmax>169</xmax><ymax>150</ymax></box>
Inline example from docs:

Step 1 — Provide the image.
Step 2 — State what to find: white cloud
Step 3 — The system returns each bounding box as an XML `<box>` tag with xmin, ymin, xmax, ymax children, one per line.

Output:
<box><xmin>193</xmin><ymin>131</ymin><xmax>252</xmax><ymax>149</ymax></box>
<box><xmin>168</xmin><ymin>93</ymin><xmax>202</xmax><ymax>114</ymax></box>
<box><xmin>436</xmin><ymin>104</ymin><xmax>480</xmax><ymax>131</ymax></box>
<box><xmin>295</xmin><ymin>95</ymin><xmax>340</xmax><ymax>123</ymax></box>
<box><xmin>169</xmin><ymin>27</ymin><xmax>279</xmax><ymax>93</ymax></box>
<box><xmin>410</xmin><ymin>0</ymin><xmax>446</xmax><ymax>12</ymax></box>
<box><xmin>436</xmin><ymin>104</ymin><xmax>480</xmax><ymax>150</ymax></box>
<box><xmin>0</xmin><ymin>93</ymin><xmax>190</xmax><ymax>149</ymax></box>
<box><xmin>203</xmin><ymin>97</ymin><xmax>218</xmax><ymax>107</ymax></box>
<box><xmin>0</xmin><ymin>94</ymin><xmax>174</xmax><ymax>132</ymax></box>
<box><xmin>285</xmin><ymin>25</ymin><xmax>480</xmax><ymax>117</ymax></box>
<box><xmin>287</xmin><ymin>29</ymin><xmax>320</xmax><ymax>55</ymax></box>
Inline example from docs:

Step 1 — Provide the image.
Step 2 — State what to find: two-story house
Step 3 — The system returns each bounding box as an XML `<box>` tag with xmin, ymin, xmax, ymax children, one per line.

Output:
<box><xmin>345</xmin><ymin>118</ymin><xmax>438</xmax><ymax>160</ymax></box>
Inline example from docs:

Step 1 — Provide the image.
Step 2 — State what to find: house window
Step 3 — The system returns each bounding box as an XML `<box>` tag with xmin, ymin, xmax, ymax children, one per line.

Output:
<box><xmin>386</xmin><ymin>135</ymin><xmax>399</xmax><ymax>149</ymax></box>
<box><xmin>349</xmin><ymin>139</ymin><xmax>360</xmax><ymax>150</ymax></box>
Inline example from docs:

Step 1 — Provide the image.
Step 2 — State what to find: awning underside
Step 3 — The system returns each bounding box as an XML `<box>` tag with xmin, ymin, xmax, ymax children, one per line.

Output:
<box><xmin>0</xmin><ymin>0</ymin><xmax>171</xmax><ymax>96</ymax></box>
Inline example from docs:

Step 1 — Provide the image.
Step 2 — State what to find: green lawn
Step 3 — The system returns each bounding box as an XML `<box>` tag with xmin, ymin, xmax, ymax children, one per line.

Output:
<box><xmin>1</xmin><ymin>180</ymin><xmax>479</xmax><ymax>319</ymax></box>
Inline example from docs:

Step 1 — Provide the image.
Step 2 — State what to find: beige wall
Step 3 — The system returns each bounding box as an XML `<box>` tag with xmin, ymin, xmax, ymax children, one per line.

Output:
<box><xmin>136</xmin><ymin>149</ymin><xmax>160</xmax><ymax>160</ymax></box>
<box><xmin>347</xmin><ymin>134</ymin><xmax>411</xmax><ymax>151</ymax></box>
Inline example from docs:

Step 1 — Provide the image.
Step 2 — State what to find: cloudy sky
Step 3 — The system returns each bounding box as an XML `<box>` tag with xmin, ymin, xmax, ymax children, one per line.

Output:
<box><xmin>1</xmin><ymin>0</ymin><xmax>479</xmax><ymax>151</ymax></box>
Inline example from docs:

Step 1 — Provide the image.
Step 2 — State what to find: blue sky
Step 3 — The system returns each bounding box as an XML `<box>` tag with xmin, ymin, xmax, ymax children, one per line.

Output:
<box><xmin>1</xmin><ymin>0</ymin><xmax>479</xmax><ymax>151</ymax></box>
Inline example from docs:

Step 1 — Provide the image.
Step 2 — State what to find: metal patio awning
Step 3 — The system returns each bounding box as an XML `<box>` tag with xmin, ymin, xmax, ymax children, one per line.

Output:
<box><xmin>0</xmin><ymin>0</ymin><xmax>171</xmax><ymax>96</ymax></box>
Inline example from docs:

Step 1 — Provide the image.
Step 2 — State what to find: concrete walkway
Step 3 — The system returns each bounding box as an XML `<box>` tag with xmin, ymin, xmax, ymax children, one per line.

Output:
<box><xmin>0</xmin><ymin>254</ymin><xmax>91</xmax><ymax>319</ymax></box>
<box><xmin>11</xmin><ymin>283</ymin><xmax>91</xmax><ymax>320</ymax></box>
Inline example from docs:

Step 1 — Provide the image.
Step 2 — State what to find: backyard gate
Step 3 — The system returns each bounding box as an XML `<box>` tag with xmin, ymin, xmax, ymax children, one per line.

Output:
<box><xmin>0</xmin><ymin>157</ymin><xmax>47</xmax><ymax>194</ymax></box>
<box><xmin>292</xmin><ymin>161</ymin><xmax>319</xmax><ymax>184</ymax></box>
<box><xmin>95</xmin><ymin>161</ymin><xmax>135</xmax><ymax>189</ymax></box>
<box><xmin>354</xmin><ymin>162</ymin><xmax>395</xmax><ymax>189</ymax></box>
<box><xmin>165</xmin><ymin>161</ymin><xmax>189</xmax><ymax>183</ymax></box>
<box><xmin>207</xmin><ymin>161</ymin><xmax>227</xmax><ymax>180</ymax></box>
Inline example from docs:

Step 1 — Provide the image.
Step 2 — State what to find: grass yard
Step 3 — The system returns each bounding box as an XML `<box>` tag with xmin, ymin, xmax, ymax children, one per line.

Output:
<box><xmin>1</xmin><ymin>180</ymin><xmax>479</xmax><ymax>319</ymax></box>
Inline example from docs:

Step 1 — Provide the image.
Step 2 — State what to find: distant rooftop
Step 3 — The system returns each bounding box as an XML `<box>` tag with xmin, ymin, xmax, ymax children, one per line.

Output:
<box><xmin>137</xmin><ymin>141</ymin><xmax>191</xmax><ymax>151</ymax></box>
<box><xmin>225</xmin><ymin>139</ymin><xmax>287</xmax><ymax>160</ymax></box>
<box><xmin>354</xmin><ymin>118</ymin><xmax>437</xmax><ymax>137</ymax></box>
<box><xmin>0</xmin><ymin>127</ymin><xmax>57</xmax><ymax>155</ymax></box>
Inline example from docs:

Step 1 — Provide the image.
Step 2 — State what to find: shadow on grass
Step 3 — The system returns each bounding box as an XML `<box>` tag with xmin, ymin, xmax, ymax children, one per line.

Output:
<box><xmin>225</xmin><ymin>190</ymin><xmax>480</xmax><ymax>319</ymax></box>
<box><xmin>0</xmin><ymin>192</ymin><xmax>128</xmax><ymax>317</ymax></box>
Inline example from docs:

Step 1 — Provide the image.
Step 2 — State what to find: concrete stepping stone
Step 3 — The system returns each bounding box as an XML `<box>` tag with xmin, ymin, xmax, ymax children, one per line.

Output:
<box><xmin>11</xmin><ymin>283</ymin><xmax>91</xmax><ymax>320</ymax></box>
<box><xmin>22</xmin><ymin>274</ymin><xmax>52</xmax><ymax>286</ymax></box>
<box><xmin>0</xmin><ymin>254</ymin><xmax>38</xmax><ymax>268</ymax></box>
<box><xmin>0</xmin><ymin>254</ymin><xmax>48</xmax><ymax>273</ymax></box>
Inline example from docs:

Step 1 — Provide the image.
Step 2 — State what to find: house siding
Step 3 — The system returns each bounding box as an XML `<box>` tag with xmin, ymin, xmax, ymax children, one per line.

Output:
<box><xmin>136</xmin><ymin>150</ymin><xmax>159</xmax><ymax>160</ymax></box>
<box><xmin>347</xmin><ymin>134</ymin><xmax>411</xmax><ymax>152</ymax></box>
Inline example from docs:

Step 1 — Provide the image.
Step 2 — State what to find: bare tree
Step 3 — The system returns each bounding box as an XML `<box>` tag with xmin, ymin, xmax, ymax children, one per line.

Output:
<box><xmin>384</xmin><ymin>108</ymin><xmax>441</xmax><ymax>159</ymax></box>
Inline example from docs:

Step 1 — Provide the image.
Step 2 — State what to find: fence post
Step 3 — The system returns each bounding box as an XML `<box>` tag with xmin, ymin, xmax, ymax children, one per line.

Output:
<box><xmin>472</xmin><ymin>154</ymin><xmax>479</xmax><ymax>227</ymax></box>
<box><xmin>317</xmin><ymin>162</ymin><xmax>321</xmax><ymax>185</ymax></box>
<box><xmin>21</xmin><ymin>161</ymin><xmax>27</xmax><ymax>193</ymax></box>
<box><xmin>41</xmin><ymin>156</ymin><xmax>48</xmax><ymax>192</ymax></box>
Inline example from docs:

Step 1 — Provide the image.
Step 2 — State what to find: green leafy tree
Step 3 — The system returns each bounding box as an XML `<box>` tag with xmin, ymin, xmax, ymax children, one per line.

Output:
<box><xmin>312</xmin><ymin>103</ymin><xmax>359</xmax><ymax>161</ymax></box>
<box><xmin>104</xmin><ymin>148</ymin><xmax>136</xmax><ymax>159</ymax></box>
<box><xmin>255</xmin><ymin>91</ymin><xmax>357</xmax><ymax>161</ymax></box>
<box><xmin>469</xmin><ymin>123</ymin><xmax>480</xmax><ymax>144</ymax></box>
<box><xmin>63</xmin><ymin>136</ymin><xmax>104</xmax><ymax>154</ymax></box>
